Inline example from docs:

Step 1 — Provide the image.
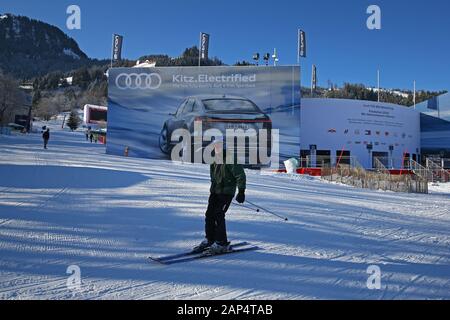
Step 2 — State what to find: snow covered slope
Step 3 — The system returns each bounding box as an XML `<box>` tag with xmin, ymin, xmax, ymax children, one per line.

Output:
<box><xmin>0</xmin><ymin>128</ymin><xmax>449</xmax><ymax>300</ymax></box>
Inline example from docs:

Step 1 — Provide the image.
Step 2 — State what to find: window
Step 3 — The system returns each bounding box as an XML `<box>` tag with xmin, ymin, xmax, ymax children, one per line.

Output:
<box><xmin>336</xmin><ymin>150</ymin><xmax>350</xmax><ymax>166</ymax></box>
<box><xmin>176</xmin><ymin>100</ymin><xmax>188</xmax><ymax>117</ymax></box>
<box><xmin>403</xmin><ymin>153</ymin><xmax>411</xmax><ymax>168</ymax></box>
<box><xmin>300</xmin><ymin>150</ymin><xmax>311</xmax><ymax>167</ymax></box>
<box><xmin>372</xmin><ymin>152</ymin><xmax>389</xmax><ymax>168</ymax></box>
<box><xmin>202</xmin><ymin>99</ymin><xmax>259</xmax><ymax>113</ymax></box>
<box><xmin>183</xmin><ymin>99</ymin><xmax>195</xmax><ymax>114</ymax></box>
<box><xmin>316</xmin><ymin>150</ymin><xmax>331</xmax><ymax>167</ymax></box>
<box><xmin>192</xmin><ymin>100</ymin><xmax>201</xmax><ymax>113</ymax></box>
<box><xmin>90</xmin><ymin>109</ymin><xmax>107</xmax><ymax>122</ymax></box>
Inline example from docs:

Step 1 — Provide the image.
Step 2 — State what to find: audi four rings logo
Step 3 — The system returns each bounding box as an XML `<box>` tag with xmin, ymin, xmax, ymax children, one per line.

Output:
<box><xmin>115</xmin><ymin>73</ymin><xmax>162</xmax><ymax>90</ymax></box>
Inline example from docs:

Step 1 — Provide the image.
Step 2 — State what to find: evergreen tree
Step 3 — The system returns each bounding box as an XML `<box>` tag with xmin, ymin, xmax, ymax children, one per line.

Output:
<box><xmin>32</xmin><ymin>89</ymin><xmax>41</xmax><ymax>108</ymax></box>
<box><xmin>72</xmin><ymin>67</ymin><xmax>91</xmax><ymax>89</ymax></box>
<box><xmin>66</xmin><ymin>110</ymin><xmax>81</xmax><ymax>131</ymax></box>
<box><xmin>234</xmin><ymin>61</ymin><xmax>253</xmax><ymax>66</ymax></box>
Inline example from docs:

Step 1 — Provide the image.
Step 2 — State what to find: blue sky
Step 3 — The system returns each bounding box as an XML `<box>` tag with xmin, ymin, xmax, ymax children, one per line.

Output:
<box><xmin>2</xmin><ymin>0</ymin><xmax>450</xmax><ymax>91</ymax></box>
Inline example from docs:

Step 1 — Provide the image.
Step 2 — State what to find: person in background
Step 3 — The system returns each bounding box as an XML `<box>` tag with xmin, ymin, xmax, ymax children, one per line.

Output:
<box><xmin>42</xmin><ymin>128</ymin><xmax>50</xmax><ymax>149</ymax></box>
<box><xmin>89</xmin><ymin>132</ymin><xmax>94</xmax><ymax>143</ymax></box>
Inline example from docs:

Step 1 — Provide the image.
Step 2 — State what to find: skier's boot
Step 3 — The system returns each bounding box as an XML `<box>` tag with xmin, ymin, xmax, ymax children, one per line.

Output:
<box><xmin>205</xmin><ymin>241</ymin><xmax>231</xmax><ymax>255</ymax></box>
<box><xmin>192</xmin><ymin>238</ymin><xmax>213</xmax><ymax>253</ymax></box>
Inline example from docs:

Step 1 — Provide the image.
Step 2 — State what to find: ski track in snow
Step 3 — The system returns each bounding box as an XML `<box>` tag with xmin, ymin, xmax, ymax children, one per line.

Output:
<box><xmin>0</xmin><ymin>123</ymin><xmax>449</xmax><ymax>300</ymax></box>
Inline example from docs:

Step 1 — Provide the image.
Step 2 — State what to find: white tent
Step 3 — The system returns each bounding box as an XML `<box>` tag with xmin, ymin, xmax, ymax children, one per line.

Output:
<box><xmin>133</xmin><ymin>60</ymin><xmax>156</xmax><ymax>68</ymax></box>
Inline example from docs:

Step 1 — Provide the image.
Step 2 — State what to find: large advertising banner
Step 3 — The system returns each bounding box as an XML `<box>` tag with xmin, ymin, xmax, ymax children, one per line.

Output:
<box><xmin>300</xmin><ymin>99</ymin><xmax>421</xmax><ymax>168</ymax></box>
<box><xmin>107</xmin><ymin>66</ymin><xmax>300</xmax><ymax>166</ymax></box>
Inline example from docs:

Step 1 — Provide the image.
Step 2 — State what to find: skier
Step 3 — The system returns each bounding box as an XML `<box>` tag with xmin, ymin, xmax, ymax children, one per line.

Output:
<box><xmin>89</xmin><ymin>132</ymin><xmax>94</xmax><ymax>143</ymax></box>
<box><xmin>193</xmin><ymin>137</ymin><xmax>246</xmax><ymax>255</ymax></box>
<box><xmin>42</xmin><ymin>128</ymin><xmax>50</xmax><ymax>149</ymax></box>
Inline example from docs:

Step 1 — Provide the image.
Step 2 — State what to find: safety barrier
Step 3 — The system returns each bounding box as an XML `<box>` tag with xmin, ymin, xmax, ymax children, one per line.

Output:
<box><xmin>321</xmin><ymin>157</ymin><xmax>428</xmax><ymax>194</ymax></box>
<box><xmin>426</xmin><ymin>158</ymin><xmax>450</xmax><ymax>183</ymax></box>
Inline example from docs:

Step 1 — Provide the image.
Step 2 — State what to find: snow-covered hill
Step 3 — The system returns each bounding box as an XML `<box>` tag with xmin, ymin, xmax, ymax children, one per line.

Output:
<box><xmin>0</xmin><ymin>13</ymin><xmax>90</xmax><ymax>78</ymax></box>
<box><xmin>0</xmin><ymin>127</ymin><xmax>449</xmax><ymax>300</ymax></box>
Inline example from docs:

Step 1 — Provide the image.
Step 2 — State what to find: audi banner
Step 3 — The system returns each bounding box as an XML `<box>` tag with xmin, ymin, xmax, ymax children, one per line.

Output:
<box><xmin>200</xmin><ymin>33</ymin><xmax>210</xmax><ymax>60</ymax></box>
<box><xmin>299</xmin><ymin>30</ymin><xmax>306</xmax><ymax>58</ymax></box>
<box><xmin>312</xmin><ymin>64</ymin><xmax>317</xmax><ymax>91</ymax></box>
<box><xmin>112</xmin><ymin>34</ymin><xmax>123</xmax><ymax>62</ymax></box>
<box><xmin>107</xmin><ymin>66</ymin><xmax>301</xmax><ymax>167</ymax></box>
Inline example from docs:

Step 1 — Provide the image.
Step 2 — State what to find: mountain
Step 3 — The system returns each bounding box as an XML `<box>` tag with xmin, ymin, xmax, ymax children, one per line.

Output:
<box><xmin>0</xmin><ymin>13</ymin><xmax>103</xmax><ymax>79</ymax></box>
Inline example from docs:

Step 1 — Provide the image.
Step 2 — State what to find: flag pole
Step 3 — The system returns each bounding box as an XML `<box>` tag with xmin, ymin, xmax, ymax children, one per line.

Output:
<box><xmin>297</xmin><ymin>29</ymin><xmax>300</xmax><ymax>65</ymax></box>
<box><xmin>297</xmin><ymin>28</ymin><xmax>302</xmax><ymax>158</ymax></box>
<box><xmin>110</xmin><ymin>34</ymin><xmax>114</xmax><ymax>69</ymax></box>
<box><xmin>377</xmin><ymin>69</ymin><xmax>380</xmax><ymax>102</ymax></box>
<box><xmin>413</xmin><ymin>80</ymin><xmax>416</xmax><ymax>109</ymax></box>
<box><xmin>298</xmin><ymin>29</ymin><xmax>301</xmax><ymax>98</ymax></box>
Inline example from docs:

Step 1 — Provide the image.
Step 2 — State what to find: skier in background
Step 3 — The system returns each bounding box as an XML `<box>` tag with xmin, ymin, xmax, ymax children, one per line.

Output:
<box><xmin>42</xmin><ymin>128</ymin><xmax>50</xmax><ymax>149</ymax></box>
<box><xmin>193</xmin><ymin>137</ymin><xmax>246</xmax><ymax>254</ymax></box>
<box><xmin>89</xmin><ymin>132</ymin><xmax>94</xmax><ymax>143</ymax></box>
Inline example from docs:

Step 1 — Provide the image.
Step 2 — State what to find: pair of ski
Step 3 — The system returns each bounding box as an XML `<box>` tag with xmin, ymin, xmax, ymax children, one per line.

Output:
<box><xmin>149</xmin><ymin>242</ymin><xmax>259</xmax><ymax>265</ymax></box>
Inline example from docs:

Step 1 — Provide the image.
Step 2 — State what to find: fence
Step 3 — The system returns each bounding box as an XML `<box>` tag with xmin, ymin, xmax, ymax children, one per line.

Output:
<box><xmin>321</xmin><ymin>157</ymin><xmax>429</xmax><ymax>194</ymax></box>
<box><xmin>300</xmin><ymin>156</ymin><xmax>361</xmax><ymax>169</ymax></box>
<box><xmin>426</xmin><ymin>158</ymin><xmax>450</xmax><ymax>183</ymax></box>
<box><xmin>409</xmin><ymin>159</ymin><xmax>430</xmax><ymax>181</ymax></box>
<box><xmin>301</xmin><ymin>155</ymin><xmax>421</xmax><ymax>170</ymax></box>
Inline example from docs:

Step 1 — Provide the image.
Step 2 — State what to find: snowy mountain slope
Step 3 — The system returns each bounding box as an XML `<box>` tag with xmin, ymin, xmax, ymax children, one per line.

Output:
<box><xmin>0</xmin><ymin>128</ymin><xmax>449</xmax><ymax>300</ymax></box>
<box><xmin>0</xmin><ymin>14</ymin><xmax>91</xmax><ymax>78</ymax></box>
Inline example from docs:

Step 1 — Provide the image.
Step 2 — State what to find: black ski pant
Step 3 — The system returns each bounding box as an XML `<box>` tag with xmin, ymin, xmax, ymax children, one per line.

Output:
<box><xmin>44</xmin><ymin>139</ymin><xmax>49</xmax><ymax>149</ymax></box>
<box><xmin>205</xmin><ymin>193</ymin><xmax>233</xmax><ymax>245</ymax></box>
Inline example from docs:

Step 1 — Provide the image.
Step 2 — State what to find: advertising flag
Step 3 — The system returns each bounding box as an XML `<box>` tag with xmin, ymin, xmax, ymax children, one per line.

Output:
<box><xmin>200</xmin><ymin>33</ymin><xmax>210</xmax><ymax>60</ymax></box>
<box><xmin>299</xmin><ymin>30</ymin><xmax>306</xmax><ymax>58</ymax></box>
<box><xmin>312</xmin><ymin>64</ymin><xmax>317</xmax><ymax>90</ymax></box>
<box><xmin>112</xmin><ymin>34</ymin><xmax>123</xmax><ymax>62</ymax></box>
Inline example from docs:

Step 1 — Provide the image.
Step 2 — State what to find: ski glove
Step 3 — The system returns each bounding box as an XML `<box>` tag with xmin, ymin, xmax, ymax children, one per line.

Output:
<box><xmin>236</xmin><ymin>189</ymin><xmax>245</xmax><ymax>204</ymax></box>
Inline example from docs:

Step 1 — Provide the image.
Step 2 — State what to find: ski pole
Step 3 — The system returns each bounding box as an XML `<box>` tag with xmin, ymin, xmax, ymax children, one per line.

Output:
<box><xmin>235</xmin><ymin>201</ymin><xmax>259</xmax><ymax>213</ymax></box>
<box><xmin>243</xmin><ymin>200</ymin><xmax>289</xmax><ymax>222</ymax></box>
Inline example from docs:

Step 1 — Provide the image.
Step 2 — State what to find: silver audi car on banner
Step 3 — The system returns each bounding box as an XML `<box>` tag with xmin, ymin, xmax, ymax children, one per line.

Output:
<box><xmin>159</xmin><ymin>95</ymin><xmax>272</xmax><ymax>165</ymax></box>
